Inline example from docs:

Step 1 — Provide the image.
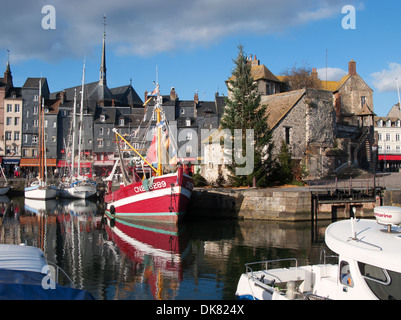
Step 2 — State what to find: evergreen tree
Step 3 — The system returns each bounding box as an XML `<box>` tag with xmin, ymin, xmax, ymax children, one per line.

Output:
<box><xmin>221</xmin><ymin>45</ymin><xmax>273</xmax><ymax>187</ymax></box>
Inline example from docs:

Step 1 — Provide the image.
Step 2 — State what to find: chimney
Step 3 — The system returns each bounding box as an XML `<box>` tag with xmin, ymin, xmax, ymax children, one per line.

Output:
<box><xmin>60</xmin><ymin>90</ymin><xmax>65</xmax><ymax>104</ymax></box>
<box><xmin>348</xmin><ymin>59</ymin><xmax>357</xmax><ymax>76</ymax></box>
<box><xmin>251</xmin><ymin>55</ymin><xmax>260</xmax><ymax>67</ymax></box>
<box><xmin>144</xmin><ymin>90</ymin><xmax>148</xmax><ymax>103</ymax></box>
<box><xmin>170</xmin><ymin>87</ymin><xmax>177</xmax><ymax>101</ymax></box>
<box><xmin>194</xmin><ymin>92</ymin><xmax>199</xmax><ymax>104</ymax></box>
<box><xmin>311</xmin><ymin>68</ymin><xmax>318</xmax><ymax>80</ymax></box>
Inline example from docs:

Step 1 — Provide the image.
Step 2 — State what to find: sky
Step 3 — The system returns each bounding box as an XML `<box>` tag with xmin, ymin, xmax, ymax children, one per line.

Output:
<box><xmin>0</xmin><ymin>0</ymin><xmax>400</xmax><ymax>116</ymax></box>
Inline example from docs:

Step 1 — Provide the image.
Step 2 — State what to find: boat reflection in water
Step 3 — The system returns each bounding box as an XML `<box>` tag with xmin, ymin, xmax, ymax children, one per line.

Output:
<box><xmin>104</xmin><ymin>212</ymin><xmax>190</xmax><ymax>300</ymax></box>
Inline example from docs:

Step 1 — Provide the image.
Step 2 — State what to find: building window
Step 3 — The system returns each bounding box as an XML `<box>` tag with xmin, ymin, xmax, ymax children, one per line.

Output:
<box><xmin>361</xmin><ymin>96</ymin><xmax>366</xmax><ymax>107</ymax></box>
<box><xmin>100</xmin><ymin>115</ymin><xmax>105</xmax><ymax>122</ymax></box>
<box><xmin>397</xmin><ymin>146</ymin><xmax>401</xmax><ymax>153</ymax></box>
<box><xmin>33</xmin><ymin>106</ymin><xmax>38</xmax><ymax>115</ymax></box>
<box><xmin>386</xmin><ymin>133</ymin><xmax>391</xmax><ymax>141</ymax></box>
<box><xmin>22</xmin><ymin>149</ymin><xmax>28</xmax><ymax>157</ymax></box>
<box><xmin>33</xmin><ymin>95</ymin><xmax>39</xmax><ymax>102</ymax></box>
<box><xmin>186</xmin><ymin>132</ymin><xmax>193</xmax><ymax>141</ymax></box>
<box><xmin>33</xmin><ymin>149</ymin><xmax>38</xmax><ymax>157</ymax></box>
<box><xmin>186</xmin><ymin>119</ymin><xmax>191</xmax><ymax>126</ymax></box>
<box><xmin>52</xmin><ymin>136</ymin><xmax>56</xmax><ymax>143</ymax></box>
<box><xmin>14</xmin><ymin>131</ymin><xmax>20</xmax><ymax>141</ymax></box>
<box><xmin>386</xmin><ymin>120</ymin><xmax>392</xmax><ymax>128</ymax></box>
<box><xmin>44</xmin><ymin>120</ymin><xmax>48</xmax><ymax>128</ymax></box>
<box><xmin>119</xmin><ymin>118</ymin><xmax>125</xmax><ymax>126</ymax></box>
<box><xmin>53</xmin><ymin>122</ymin><xmax>57</xmax><ymax>128</ymax></box>
<box><xmin>377</xmin><ymin>119</ymin><xmax>383</xmax><ymax>127</ymax></box>
<box><xmin>285</xmin><ymin>127</ymin><xmax>291</xmax><ymax>145</ymax></box>
<box><xmin>24</xmin><ymin>135</ymin><xmax>28</xmax><ymax>143</ymax></box>
<box><xmin>6</xmin><ymin>117</ymin><xmax>12</xmax><ymax>126</ymax></box>
<box><xmin>387</xmin><ymin>145</ymin><xmax>391</xmax><ymax>152</ymax></box>
<box><xmin>397</xmin><ymin>134</ymin><xmax>400</xmax><ymax>142</ymax></box>
<box><xmin>14</xmin><ymin>117</ymin><xmax>20</xmax><ymax>126</ymax></box>
<box><xmin>6</xmin><ymin>104</ymin><xmax>12</xmax><ymax>112</ymax></box>
<box><xmin>378</xmin><ymin>133</ymin><xmax>382</xmax><ymax>141</ymax></box>
<box><xmin>33</xmin><ymin>120</ymin><xmax>39</xmax><ymax>127</ymax></box>
<box><xmin>99</xmin><ymin>127</ymin><xmax>104</xmax><ymax>135</ymax></box>
<box><xmin>5</xmin><ymin>132</ymin><xmax>11</xmax><ymax>140</ymax></box>
<box><xmin>15</xmin><ymin>104</ymin><xmax>20</xmax><ymax>112</ymax></box>
<box><xmin>97</xmin><ymin>140</ymin><xmax>104</xmax><ymax>148</ymax></box>
<box><xmin>32</xmin><ymin>135</ymin><xmax>38</xmax><ymax>143</ymax></box>
<box><xmin>181</xmin><ymin>109</ymin><xmax>185</xmax><ymax>115</ymax></box>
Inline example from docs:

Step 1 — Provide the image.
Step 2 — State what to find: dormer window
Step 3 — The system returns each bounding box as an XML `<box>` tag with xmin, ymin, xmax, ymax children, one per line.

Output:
<box><xmin>100</xmin><ymin>115</ymin><xmax>105</xmax><ymax>122</ymax></box>
<box><xmin>386</xmin><ymin>119</ymin><xmax>392</xmax><ymax>127</ymax></box>
<box><xmin>377</xmin><ymin>119</ymin><xmax>383</xmax><ymax>127</ymax></box>
<box><xmin>119</xmin><ymin>118</ymin><xmax>125</xmax><ymax>126</ymax></box>
<box><xmin>186</xmin><ymin>119</ymin><xmax>191</xmax><ymax>126</ymax></box>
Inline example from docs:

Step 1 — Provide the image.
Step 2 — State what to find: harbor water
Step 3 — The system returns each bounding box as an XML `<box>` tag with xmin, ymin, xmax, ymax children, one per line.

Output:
<box><xmin>0</xmin><ymin>195</ymin><xmax>331</xmax><ymax>300</ymax></box>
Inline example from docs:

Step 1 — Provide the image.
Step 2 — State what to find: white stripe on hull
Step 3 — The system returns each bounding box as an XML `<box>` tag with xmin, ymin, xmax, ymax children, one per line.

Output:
<box><xmin>109</xmin><ymin>186</ymin><xmax>191</xmax><ymax>209</ymax></box>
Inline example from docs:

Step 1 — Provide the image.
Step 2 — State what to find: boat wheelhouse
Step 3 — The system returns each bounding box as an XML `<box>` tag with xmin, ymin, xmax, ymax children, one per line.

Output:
<box><xmin>236</xmin><ymin>206</ymin><xmax>401</xmax><ymax>300</ymax></box>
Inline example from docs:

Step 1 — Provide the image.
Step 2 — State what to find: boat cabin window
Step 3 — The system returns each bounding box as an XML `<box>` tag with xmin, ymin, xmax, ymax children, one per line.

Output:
<box><xmin>358</xmin><ymin>262</ymin><xmax>401</xmax><ymax>300</ymax></box>
<box><xmin>340</xmin><ymin>261</ymin><xmax>353</xmax><ymax>287</ymax></box>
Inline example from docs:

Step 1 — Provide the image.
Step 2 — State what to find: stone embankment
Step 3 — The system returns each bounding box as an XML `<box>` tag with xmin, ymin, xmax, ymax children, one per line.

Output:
<box><xmin>187</xmin><ymin>173</ymin><xmax>401</xmax><ymax>221</ymax></box>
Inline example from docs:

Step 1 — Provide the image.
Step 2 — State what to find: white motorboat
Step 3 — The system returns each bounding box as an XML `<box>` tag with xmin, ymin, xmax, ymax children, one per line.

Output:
<box><xmin>0</xmin><ymin>244</ymin><xmax>94</xmax><ymax>299</ymax></box>
<box><xmin>236</xmin><ymin>206</ymin><xmax>401</xmax><ymax>300</ymax></box>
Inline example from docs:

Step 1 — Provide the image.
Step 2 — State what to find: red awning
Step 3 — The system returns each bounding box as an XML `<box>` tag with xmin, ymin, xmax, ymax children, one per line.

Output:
<box><xmin>378</xmin><ymin>155</ymin><xmax>401</xmax><ymax>161</ymax></box>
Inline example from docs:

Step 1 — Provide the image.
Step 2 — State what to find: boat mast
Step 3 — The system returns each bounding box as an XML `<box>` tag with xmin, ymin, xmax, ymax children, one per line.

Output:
<box><xmin>156</xmin><ymin>84</ymin><xmax>162</xmax><ymax>176</ymax></box>
<box><xmin>78</xmin><ymin>60</ymin><xmax>85</xmax><ymax>177</ymax></box>
<box><xmin>71</xmin><ymin>89</ymin><xmax>77</xmax><ymax>176</ymax></box>
<box><xmin>38</xmin><ymin>79</ymin><xmax>43</xmax><ymax>182</ymax></box>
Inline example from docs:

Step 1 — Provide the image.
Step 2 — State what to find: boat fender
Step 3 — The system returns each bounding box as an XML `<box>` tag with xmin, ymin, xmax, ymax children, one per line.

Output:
<box><xmin>110</xmin><ymin>205</ymin><xmax>115</xmax><ymax>215</ymax></box>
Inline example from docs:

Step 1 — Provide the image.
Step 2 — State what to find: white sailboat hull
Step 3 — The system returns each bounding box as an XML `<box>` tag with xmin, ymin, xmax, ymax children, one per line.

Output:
<box><xmin>58</xmin><ymin>186</ymin><xmax>97</xmax><ymax>199</ymax></box>
<box><xmin>24</xmin><ymin>186</ymin><xmax>57</xmax><ymax>200</ymax></box>
<box><xmin>57</xmin><ymin>180</ymin><xmax>97</xmax><ymax>199</ymax></box>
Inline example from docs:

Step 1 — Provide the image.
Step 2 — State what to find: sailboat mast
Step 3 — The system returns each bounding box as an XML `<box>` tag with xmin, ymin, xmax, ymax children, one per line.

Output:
<box><xmin>71</xmin><ymin>89</ymin><xmax>77</xmax><ymax>176</ymax></box>
<box><xmin>38</xmin><ymin>79</ymin><xmax>43</xmax><ymax>181</ymax></box>
<box><xmin>78</xmin><ymin>60</ymin><xmax>85</xmax><ymax>176</ymax></box>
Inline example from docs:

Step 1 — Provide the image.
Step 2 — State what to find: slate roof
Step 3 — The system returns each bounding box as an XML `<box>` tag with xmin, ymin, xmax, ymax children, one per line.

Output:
<box><xmin>262</xmin><ymin>89</ymin><xmax>306</xmax><ymax>129</ymax></box>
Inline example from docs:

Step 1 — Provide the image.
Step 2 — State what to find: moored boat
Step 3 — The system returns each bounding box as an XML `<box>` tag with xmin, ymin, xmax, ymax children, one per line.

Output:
<box><xmin>236</xmin><ymin>206</ymin><xmax>401</xmax><ymax>300</ymax></box>
<box><xmin>104</xmin><ymin>83</ymin><xmax>193</xmax><ymax>223</ymax></box>
<box><xmin>0</xmin><ymin>244</ymin><xmax>94</xmax><ymax>300</ymax></box>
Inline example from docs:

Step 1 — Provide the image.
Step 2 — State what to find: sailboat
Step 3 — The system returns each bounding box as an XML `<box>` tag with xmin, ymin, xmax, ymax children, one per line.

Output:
<box><xmin>0</xmin><ymin>164</ymin><xmax>10</xmax><ymax>195</ymax></box>
<box><xmin>104</xmin><ymin>84</ymin><xmax>193</xmax><ymax>223</ymax></box>
<box><xmin>24</xmin><ymin>80</ymin><xmax>57</xmax><ymax>200</ymax></box>
<box><xmin>57</xmin><ymin>62</ymin><xmax>97</xmax><ymax>199</ymax></box>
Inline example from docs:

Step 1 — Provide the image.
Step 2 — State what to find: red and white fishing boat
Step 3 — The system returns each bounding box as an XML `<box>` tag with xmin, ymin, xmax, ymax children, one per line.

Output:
<box><xmin>104</xmin><ymin>84</ymin><xmax>193</xmax><ymax>223</ymax></box>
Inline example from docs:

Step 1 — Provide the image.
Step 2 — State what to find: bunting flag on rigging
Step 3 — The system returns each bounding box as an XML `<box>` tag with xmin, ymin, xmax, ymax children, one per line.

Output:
<box><xmin>146</xmin><ymin>134</ymin><xmax>157</xmax><ymax>166</ymax></box>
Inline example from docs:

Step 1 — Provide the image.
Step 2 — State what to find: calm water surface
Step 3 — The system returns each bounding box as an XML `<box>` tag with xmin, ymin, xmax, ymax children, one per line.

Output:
<box><xmin>0</xmin><ymin>196</ymin><xmax>331</xmax><ymax>300</ymax></box>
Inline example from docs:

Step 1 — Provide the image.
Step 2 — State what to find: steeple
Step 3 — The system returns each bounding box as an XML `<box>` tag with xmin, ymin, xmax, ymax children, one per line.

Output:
<box><xmin>4</xmin><ymin>50</ymin><xmax>13</xmax><ymax>89</ymax></box>
<box><xmin>99</xmin><ymin>14</ymin><xmax>107</xmax><ymax>86</ymax></box>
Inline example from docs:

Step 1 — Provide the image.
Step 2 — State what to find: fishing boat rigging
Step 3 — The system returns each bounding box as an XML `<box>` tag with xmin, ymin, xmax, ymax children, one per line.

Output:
<box><xmin>104</xmin><ymin>83</ymin><xmax>193</xmax><ymax>223</ymax></box>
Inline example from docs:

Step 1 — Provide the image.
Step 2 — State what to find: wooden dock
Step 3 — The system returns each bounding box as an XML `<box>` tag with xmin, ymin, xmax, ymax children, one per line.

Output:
<box><xmin>308</xmin><ymin>176</ymin><xmax>385</xmax><ymax>222</ymax></box>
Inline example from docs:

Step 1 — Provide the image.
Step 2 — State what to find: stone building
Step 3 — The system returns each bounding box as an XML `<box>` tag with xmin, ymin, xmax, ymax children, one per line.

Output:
<box><xmin>214</xmin><ymin>56</ymin><xmax>376</xmax><ymax>183</ymax></box>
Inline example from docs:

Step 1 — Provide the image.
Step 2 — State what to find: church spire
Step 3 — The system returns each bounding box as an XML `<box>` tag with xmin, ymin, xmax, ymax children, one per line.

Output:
<box><xmin>4</xmin><ymin>49</ymin><xmax>13</xmax><ymax>88</ymax></box>
<box><xmin>99</xmin><ymin>14</ymin><xmax>107</xmax><ymax>86</ymax></box>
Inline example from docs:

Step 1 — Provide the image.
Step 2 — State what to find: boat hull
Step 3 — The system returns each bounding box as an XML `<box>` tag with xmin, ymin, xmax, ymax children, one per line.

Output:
<box><xmin>24</xmin><ymin>186</ymin><xmax>57</xmax><ymax>200</ymax></box>
<box><xmin>0</xmin><ymin>186</ymin><xmax>10</xmax><ymax>195</ymax></box>
<box><xmin>58</xmin><ymin>185</ymin><xmax>97</xmax><ymax>199</ymax></box>
<box><xmin>104</xmin><ymin>170</ymin><xmax>193</xmax><ymax>223</ymax></box>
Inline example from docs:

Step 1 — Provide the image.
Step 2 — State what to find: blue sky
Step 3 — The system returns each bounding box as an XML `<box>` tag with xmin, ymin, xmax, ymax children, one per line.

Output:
<box><xmin>1</xmin><ymin>0</ymin><xmax>400</xmax><ymax>116</ymax></box>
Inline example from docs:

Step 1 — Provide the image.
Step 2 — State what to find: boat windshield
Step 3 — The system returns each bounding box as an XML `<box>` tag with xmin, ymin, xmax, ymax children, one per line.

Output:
<box><xmin>358</xmin><ymin>262</ymin><xmax>401</xmax><ymax>300</ymax></box>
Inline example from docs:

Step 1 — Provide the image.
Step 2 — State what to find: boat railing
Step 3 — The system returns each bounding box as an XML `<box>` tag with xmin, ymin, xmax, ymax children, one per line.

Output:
<box><xmin>47</xmin><ymin>261</ymin><xmax>76</xmax><ymax>288</ymax></box>
<box><xmin>319</xmin><ymin>248</ymin><xmax>338</xmax><ymax>265</ymax></box>
<box><xmin>245</xmin><ymin>258</ymin><xmax>298</xmax><ymax>278</ymax></box>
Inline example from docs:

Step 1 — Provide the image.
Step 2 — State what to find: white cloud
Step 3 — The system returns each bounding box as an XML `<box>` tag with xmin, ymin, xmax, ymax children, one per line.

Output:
<box><xmin>0</xmin><ymin>0</ymin><xmax>355</xmax><ymax>62</ymax></box>
<box><xmin>370</xmin><ymin>62</ymin><xmax>401</xmax><ymax>92</ymax></box>
<box><xmin>316</xmin><ymin>67</ymin><xmax>348</xmax><ymax>81</ymax></box>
